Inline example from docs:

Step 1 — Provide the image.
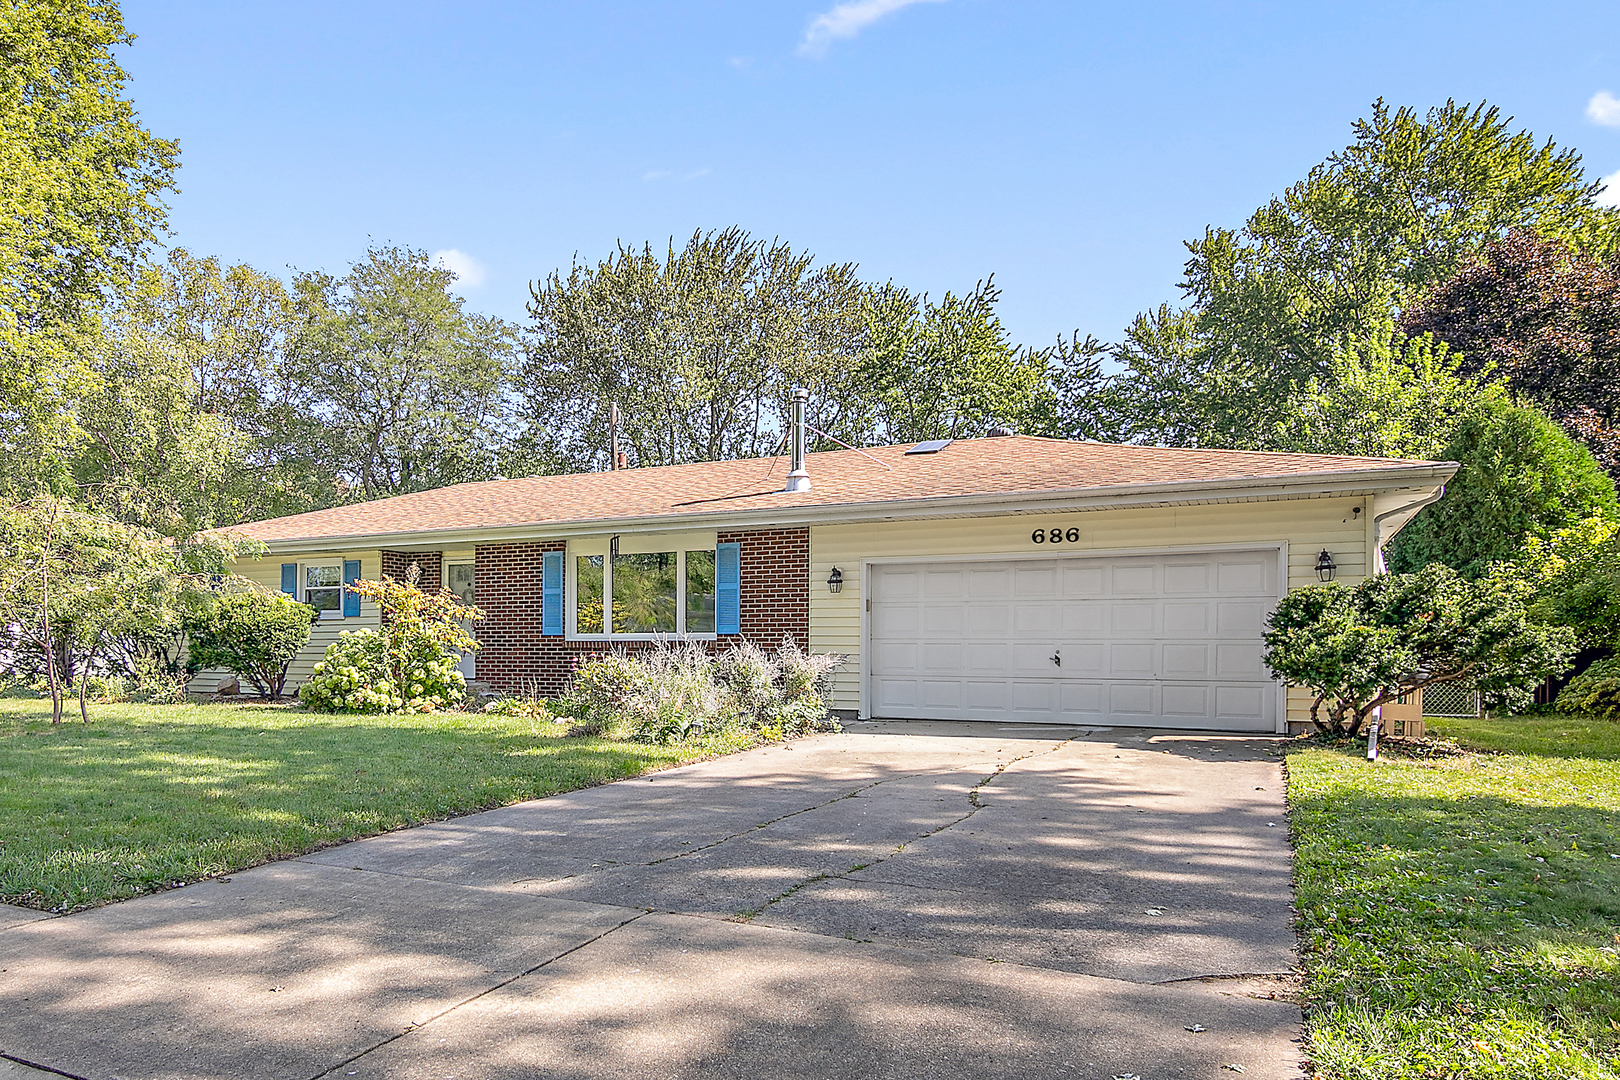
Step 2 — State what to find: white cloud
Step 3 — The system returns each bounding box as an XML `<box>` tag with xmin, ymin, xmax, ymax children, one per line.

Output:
<box><xmin>642</xmin><ymin>169</ymin><xmax>672</xmax><ymax>182</ymax></box>
<box><xmin>798</xmin><ymin>0</ymin><xmax>946</xmax><ymax>57</ymax></box>
<box><xmin>1597</xmin><ymin>169</ymin><xmax>1620</xmax><ymax>210</ymax></box>
<box><xmin>431</xmin><ymin>249</ymin><xmax>486</xmax><ymax>290</ymax></box>
<box><xmin>1588</xmin><ymin>90</ymin><xmax>1620</xmax><ymax>127</ymax></box>
<box><xmin>683</xmin><ymin>167</ymin><xmax>711</xmax><ymax>181</ymax></box>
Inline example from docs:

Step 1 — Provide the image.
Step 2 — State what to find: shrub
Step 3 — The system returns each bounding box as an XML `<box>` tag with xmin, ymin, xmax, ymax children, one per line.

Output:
<box><xmin>1388</xmin><ymin>399</ymin><xmax>1618</xmax><ymax>578</ymax></box>
<box><xmin>296</xmin><ymin>577</ymin><xmax>478</xmax><ymax>714</ymax></box>
<box><xmin>1555</xmin><ymin>655</ymin><xmax>1620</xmax><ymax>720</ymax></box>
<box><xmin>564</xmin><ymin>637</ymin><xmax>845</xmax><ymax>745</ymax></box>
<box><xmin>185</xmin><ymin>591</ymin><xmax>317</xmax><ymax>699</ymax></box>
<box><xmin>1264</xmin><ymin>563</ymin><xmax>1577</xmax><ymax>734</ymax></box>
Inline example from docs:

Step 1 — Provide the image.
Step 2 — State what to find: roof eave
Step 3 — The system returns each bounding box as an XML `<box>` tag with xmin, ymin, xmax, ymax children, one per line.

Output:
<box><xmin>233</xmin><ymin>461</ymin><xmax>1460</xmax><ymax>556</ymax></box>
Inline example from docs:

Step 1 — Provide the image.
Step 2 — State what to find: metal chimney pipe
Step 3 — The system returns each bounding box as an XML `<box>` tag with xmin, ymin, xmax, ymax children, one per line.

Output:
<box><xmin>784</xmin><ymin>387</ymin><xmax>811</xmax><ymax>493</ymax></box>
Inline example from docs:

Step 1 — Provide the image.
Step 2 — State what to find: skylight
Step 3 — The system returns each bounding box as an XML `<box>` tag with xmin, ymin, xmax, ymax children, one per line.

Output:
<box><xmin>905</xmin><ymin>439</ymin><xmax>953</xmax><ymax>455</ymax></box>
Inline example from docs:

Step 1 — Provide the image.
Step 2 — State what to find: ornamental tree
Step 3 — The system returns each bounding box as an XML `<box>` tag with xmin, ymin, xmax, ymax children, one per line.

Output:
<box><xmin>1263</xmin><ymin>564</ymin><xmax>1577</xmax><ymax>735</ymax></box>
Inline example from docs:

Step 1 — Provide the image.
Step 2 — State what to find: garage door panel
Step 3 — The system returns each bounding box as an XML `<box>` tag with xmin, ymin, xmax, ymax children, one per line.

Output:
<box><xmin>965</xmin><ymin>642</ymin><xmax>1008</xmax><ymax>671</ymax></box>
<box><xmin>923</xmin><ymin>569</ymin><xmax>966</xmax><ymax>599</ymax></box>
<box><xmin>1014</xmin><ymin>603</ymin><xmax>1060</xmax><ymax>633</ymax></box>
<box><xmin>1162</xmin><ymin>644</ymin><xmax>1209</xmax><ymax>676</ymax></box>
<box><xmin>874</xmin><ymin>678</ymin><xmax>919</xmax><ymax>709</ymax></box>
<box><xmin>1013</xmin><ymin>565</ymin><xmax>1056</xmax><ymax>596</ymax></box>
<box><xmin>1108</xmin><ymin>643</ymin><xmax>1156</xmax><ymax>675</ymax></box>
<box><xmin>1161</xmin><ymin>683</ymin><xmax>1211</xmax><ymax>718</ymax></box>
<box><xmin>1216</xmin><ymin>685</ymin><xmax>1270</xmax><ymax>725</ymax></box>
<box><xmin>1112</xmin><ymin>564</ymin><xmax>1157</xmax><ymax>594</ymax></box>
<box><xmin>973</xmin><ymin>604</ymin><xmax>1011</xmax><ymax>633</ymax></box>
<box><xmin>1163</xmin><ymin>602</ymin><xmax>1210</xmax><ymax>634</ymax></box>
<box><xmin>1058</xmin><ymin>682</ymin><xmax>1105</xmax><ymax>715</ymax></box>
<box><xmin>1163</xmin><ymin>562</ymin><xmax>1212</xmax><ymax>594</ymax></box>
<box><xmin>1011</xmin><ymin>681</ymin><xmax>1056</xmax><ymax>712</ymax></box>
<box><xmin>1110</xmin><ymin>603</ymin><xmax>1156</xmax><ymax>633</ymax></box>
<box><xmin>870</xmin><ymin>552</ymin><xmax>1280</xmax><ymax>731</ymax></box>
<box><xmin>1216</xmin><ymin>601</ymin><xmax>1268</xmax><ymax>634</ymax></box>
<box><xmin>1013</xmin><ymin>642</ymin><xmax>1057</xmax><ymax>672</ymax></box>
<box><xmin>1216</xmin><ymin>644</ymin><xmax>1265</xmax><ymax>676</ymax></box>
<box><xmin>873</xmin><ymin>605</ymin><xmax>920</xmax><ymax>636</ymax></box>
<box><xmin>1059</xmin><ymin>642</ymin><xmax>1106</xmax><ymax>673</ymax></box>
<box><xmin>965</xmin><ymin>680</ymin><xmax>1009</xmax><ymax>709</ymax></box>
<box><xmin>1061</xmin><ymin>565</ymin><xmax>1106</xmax><ymax>595</ymax></box>
<box><xmin>1217</xmin><ymin>558</ymin><xmax>1271</xmax><ymax>594</ymax></box>
<box><xmin>968</xmin><ymin>567</ymin><xmax>1012</xmax><ymax>596</ymax></box>
<box><xmin>1109</xmin><ymin>683</ymin><xmax>1156</xmax><ymax>715</ymax></box>
<box><xmin>1062</xmin><ymin>604</ymin><xmax>1106</xmax><ymax>633</ymax></box>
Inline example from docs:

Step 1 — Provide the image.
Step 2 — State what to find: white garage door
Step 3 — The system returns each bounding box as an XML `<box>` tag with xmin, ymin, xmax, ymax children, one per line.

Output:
<box><xmin>869</xmin><ymin>551</ymin><xmax>1281</xmax><ymax>731</ymax></box>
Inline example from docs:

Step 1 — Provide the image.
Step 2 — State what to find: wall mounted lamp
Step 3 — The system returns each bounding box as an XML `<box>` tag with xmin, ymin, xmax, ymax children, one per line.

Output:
<box><xmin>1316</xmin><ymin>549</ymin><xmax>1337</xmax><ymax>582</ymax></box>
<box><xmin>827</xmin><ymin>567</ymin><xmax>844</xmax><ymax>593</ymax></box>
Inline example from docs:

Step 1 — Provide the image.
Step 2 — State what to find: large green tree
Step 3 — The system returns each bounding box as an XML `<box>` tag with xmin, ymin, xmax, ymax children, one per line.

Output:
<box><xmin>1399</xmin><ymin>228</ymin><xmax>1620</xmax><ymax>480</ymax></box>
<box><xmin>282</xmin><ymin>246</ymin><xmax>524</xmax><ymax>501</ymax></box>
<box><xmin>852</xmin><ymin>278</ymin><xmax>1056</xmax><ymax>445</ymax></box>
<box><xmin>522</xmin><ymin>228</ymin><xmax>868</xmax><ymax>471</ymax></box>
<box><xmin>1388</xmin><ymin>399</ymin><xmax>1618</xmax><ymax>578</ymax></box>
<box><xmin>74</xmin><ymin>249</ymin><xmax>326</xmax><ymax>531</ymax></box>
<box><xmin>1066</xmin><ymin>100</ymin><xmax>1620</xmax><ymax>449</ymax></box>
<box><xmin>521</xmin><ymin>229</ymin><xmax>1056</xmax><ymax>471</ymax></box>
<box><xmin>0</xmin><ymin>0</ymin><xmax>178</xmax><ymax>496</ymax></box>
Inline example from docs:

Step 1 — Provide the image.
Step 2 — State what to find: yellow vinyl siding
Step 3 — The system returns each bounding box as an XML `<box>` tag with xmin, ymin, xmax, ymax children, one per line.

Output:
<box><xmin>808</xmin><ymin>496</ymin><xmax>1374</xmax><ymax>725</ymax></box>
<box><xmin>188</xmin><ymin>551</ymin><xmax>384</xmax><ymax>695</ymax></box>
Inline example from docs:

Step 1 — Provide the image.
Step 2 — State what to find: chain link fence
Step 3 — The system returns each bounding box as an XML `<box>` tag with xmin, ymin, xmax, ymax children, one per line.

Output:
<box><xmin>1422</xmin><ymin>682</ymin><xmax>1481</xmax><ymax>718</ymax></box>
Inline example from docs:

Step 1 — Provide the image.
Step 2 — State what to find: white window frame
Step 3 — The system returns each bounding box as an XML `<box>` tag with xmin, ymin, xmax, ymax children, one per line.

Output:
<box><xmin>302</xmin><ymin>561</ymin><xmax>347</xmax><ymax>620</ymax></box>
<box><xmin>567</xmin><ymin>532</ymin><xmax>719</xmax><ymax>642</ymax></box>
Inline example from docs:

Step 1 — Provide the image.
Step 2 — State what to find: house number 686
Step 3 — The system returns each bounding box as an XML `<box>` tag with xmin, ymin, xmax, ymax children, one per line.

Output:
<box><xmin>1032</xmin><ymin>528</ymin><xmax>1080</xmax><ymax>544</ymax></box>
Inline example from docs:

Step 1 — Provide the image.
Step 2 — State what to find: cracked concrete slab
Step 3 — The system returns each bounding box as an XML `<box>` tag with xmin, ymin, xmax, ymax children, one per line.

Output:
<box><xmin>335</xmin><ymin>912</ymin><xmax>1303</xmax><ymax>1080</ymax></box>
<box><xmin>0</xmin><ymin>861</ymin><xmax>638</xmax><ymax>1080</ymax></box>
<box><xmin>0</xmin><ymin>724</ymin><xmax>1301</xmax><ymax>1078</ymax></box>
<box><xmin>0</xmin><ymin>907</ymin><xmax>55</xmax><ymax>933</ymax></box>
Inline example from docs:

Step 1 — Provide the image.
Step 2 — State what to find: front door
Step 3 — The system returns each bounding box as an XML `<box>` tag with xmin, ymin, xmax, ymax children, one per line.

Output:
<box><xmin>446</xmin><ymin>562</ymin><xmax>476</xmax><ymax>680</ymax></box>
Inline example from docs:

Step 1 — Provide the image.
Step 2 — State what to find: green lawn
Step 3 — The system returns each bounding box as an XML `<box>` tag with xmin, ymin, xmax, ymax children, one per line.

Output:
<box><xmin>1287</xmin><ymin>715</ymin><xmax>1620</xmax><ymax>1079</ymax></box>
<box><xmin>0</xmin><ymin>692</ymin><xmax>750</xmax><ymax>912</ymax></box>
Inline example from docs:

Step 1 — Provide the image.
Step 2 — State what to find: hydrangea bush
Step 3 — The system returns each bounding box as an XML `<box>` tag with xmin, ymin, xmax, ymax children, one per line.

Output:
<box><xmin>297</xmin><ymin>577</ymin><xmax>480</xmax><ymax>715</ymax></box>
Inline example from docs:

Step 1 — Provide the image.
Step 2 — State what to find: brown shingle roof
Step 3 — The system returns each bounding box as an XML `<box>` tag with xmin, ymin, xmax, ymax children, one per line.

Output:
<box><xmin>222</xmin><ymin>435</ymin><xmax>1450</xmax><ymax>545</ymax></box>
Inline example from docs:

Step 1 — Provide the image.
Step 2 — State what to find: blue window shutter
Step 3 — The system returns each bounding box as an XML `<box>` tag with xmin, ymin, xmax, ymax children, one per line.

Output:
<box><xmin>716</xmin><ymin>542</ymin><xmax>741</xmax><ymax>635</ymax></box>
<box><xmin>542</xmin><ymin>551</ymin><xmax>563</xmax><ymax>636</ymax></box>
<box><xmin>342</xmin><ymin>560</ymin><xmax>361</xmax><ymax>616</ymax></box>
<box><xmin>280</xmin><ymin>563</ymin><xmax>298</xmax><ymax>596</ymax></box>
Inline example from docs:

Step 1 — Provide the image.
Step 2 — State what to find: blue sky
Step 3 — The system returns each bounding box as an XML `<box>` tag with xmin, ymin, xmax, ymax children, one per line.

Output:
<box><xmin>120</xmin><ymin>0</ymin><xmax>1620</xmax><ymax>349</ymax></box>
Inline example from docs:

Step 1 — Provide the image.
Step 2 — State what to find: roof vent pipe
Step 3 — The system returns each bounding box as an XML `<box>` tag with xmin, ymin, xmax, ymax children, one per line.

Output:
<box><xmin>784</xmin><ymin>387</ymin><xmax>812</xmax><ymax>493</ymax></box>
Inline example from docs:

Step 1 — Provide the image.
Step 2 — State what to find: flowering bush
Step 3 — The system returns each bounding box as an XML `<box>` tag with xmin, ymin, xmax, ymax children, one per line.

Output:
<box><xmin>297</xmin><ymin>577</ymin><xmax>479</xmax><ymax>715</ymax></box>
<box><xmin>561</xmin><ymin>637</ymin><xmax>844</xmax><ymax>744</ymax></box>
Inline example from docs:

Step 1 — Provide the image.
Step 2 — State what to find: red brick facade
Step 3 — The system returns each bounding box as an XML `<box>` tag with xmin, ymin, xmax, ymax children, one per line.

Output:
<box><xmin>718</xmin><ymin>527</ymin><xmax>810</xmax><ymax>650</ymax></box>
<box><xmin>472</xmin><ymin>528</ymin><xmax>810</xmax><ymax>695</ymax></box>
<box><xmin>380</xmin><ymin>550</ymin><xmax>442</xmax><ymax>591</ymax></box>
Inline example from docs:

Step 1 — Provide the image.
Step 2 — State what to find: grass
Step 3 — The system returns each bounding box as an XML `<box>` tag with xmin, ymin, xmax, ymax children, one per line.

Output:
<box><xmin>0</xmin><ymin>691</ymin><xmax>753</xmax><ymax>912</ymax></box>
<box><xmin>1286</xmin><ymin>715</ymin><xmax>1620</xmax><ymax>1079</ymax></box>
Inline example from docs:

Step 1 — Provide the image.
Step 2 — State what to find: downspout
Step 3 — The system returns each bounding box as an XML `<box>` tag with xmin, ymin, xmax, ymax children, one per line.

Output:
<box><xmin>1366</xmin><ymin>483</ymin><xmax>1446</xmax><ymax>760</ymax></box>
<box><xmin>1371</xmin><ymin>485</ymin><xmax>1446</xmax><ymax>574</ymax></box>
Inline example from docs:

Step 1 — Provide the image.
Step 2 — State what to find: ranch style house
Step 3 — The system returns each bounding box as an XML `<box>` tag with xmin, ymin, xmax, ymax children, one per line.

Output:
<box><xmin>203</xmin><ymin>430</ymin><xmax>1457</xmax><ymax>735</ymax></box>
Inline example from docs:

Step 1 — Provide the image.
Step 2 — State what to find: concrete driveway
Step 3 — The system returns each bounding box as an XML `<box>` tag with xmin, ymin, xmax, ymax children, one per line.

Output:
<box><xmin>0</xmin><ymin>722</ymin><xmax>1301</xmax><ymax>1080</ymax></box>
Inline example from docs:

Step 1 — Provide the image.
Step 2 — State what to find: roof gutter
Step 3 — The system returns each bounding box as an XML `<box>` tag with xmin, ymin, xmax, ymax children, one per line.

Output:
<box><xmin>237</xmin><ymin>461</ymin><xmax>1460</xmax><ymax>556</ymax></box>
